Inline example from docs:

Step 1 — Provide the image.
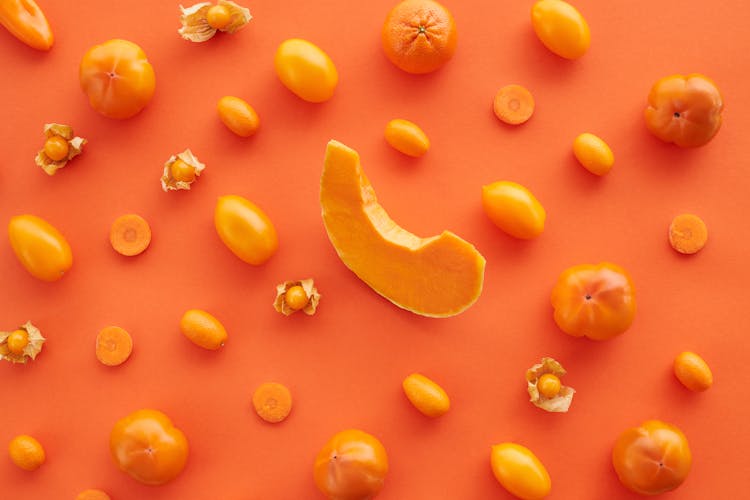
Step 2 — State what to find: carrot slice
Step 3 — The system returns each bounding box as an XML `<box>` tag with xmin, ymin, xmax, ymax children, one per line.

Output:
<box><xmin>669</xmin><ymin>214</ymin><xmax>707</xmax><ymax>254</ymax></box>
<box><xmin>75</xmin><ymin>490</ymin><xmax>111</xmax><ymax>500</ymax></box>
<box><xmin>493</xmin><ymin>84</ymin><xmax>535</xmax><ymax>125</ymax></box>
<box><xmin>252</xmin><ymin>382</ymin><xmax>292</xmax><ymax>423</ymax></box>
<box><xmin>110</xmin><ymin>214</ymin><xmax>151</xmax><ymax>256</ymax></box>
<box><xmin>95</xmin><ymin>326</ymin><xmax>133</xmax><ymax>366</ymax></box>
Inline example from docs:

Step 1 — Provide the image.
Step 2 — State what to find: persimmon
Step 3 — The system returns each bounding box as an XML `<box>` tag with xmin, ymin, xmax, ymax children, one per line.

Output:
<box><xmin>382</xmin><ymin>0</ymin><xmax>457</xmax><ymax>74</ymax></box>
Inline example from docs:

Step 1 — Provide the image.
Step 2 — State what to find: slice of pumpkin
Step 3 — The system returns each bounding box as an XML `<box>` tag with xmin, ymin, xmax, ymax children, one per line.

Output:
<box><xmin>321</xmin><ymin>140</ymin><xmax>486</xmax><ymax>317</ymax></box>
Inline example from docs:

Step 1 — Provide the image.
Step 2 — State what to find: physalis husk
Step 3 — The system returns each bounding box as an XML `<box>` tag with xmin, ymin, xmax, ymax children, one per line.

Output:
<box><xmin>526</xmin><ymin>357</ymin><xmax>575</xmax><ymax>412</ymax></box>
<box><xmin>0</xmin><ymin>321</ymin><xmax>45</xmax><ymax>364</ymax></box>
<box><xmin>274</xmin><ymin>279</ymin><xmax>321</xmax><ymax>316</ymax></box>
<box><xmin>160</xmin><ymin>149</ymin><xmax>206</xmax><ymax>191</ymax></box>
<box><xmin>178</xmin><ymin>1</ymin><xmax>252</xmax><ymax>42</ymax></box>
<box><xmin>35</xmin><ymin>123</ymin><xmax>86</xmax><ymax>175</ymax></box>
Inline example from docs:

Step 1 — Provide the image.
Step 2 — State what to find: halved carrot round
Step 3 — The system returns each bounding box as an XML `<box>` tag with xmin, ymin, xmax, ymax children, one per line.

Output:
<box><xmin>252</xmin><ymin>382</ymin><xmax>292</xmax><ymax>423</ymax></box>
<box><xmin>110</xmin><ymin>214</ymin><xmax>151</xmax><ymax>256</ymax></box>
<box><xmin>493</xmin><ymin>84</ymin><xmax>535</xmax><ymax>125</ymax></box>
<box><xmin>669</xmin><ymin>213</ymin><xmax>708</xmax><ymax>254</ymax></box>
<box><xmin>95</xmin><ymin>326</ymin><xmax>133</xmax><ymax>366</ymax></box>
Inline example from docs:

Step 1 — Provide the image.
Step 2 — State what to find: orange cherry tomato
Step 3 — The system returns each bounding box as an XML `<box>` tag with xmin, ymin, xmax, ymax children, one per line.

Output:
<box><xmin>612</xmin><ymin>420</ymin><xmax>691</xmax><ymax>495</ymax></box>
<box><xmin>644</xmin><ymin>74</ymin><xmax>723</xmax><ymax>147</ymax></box>
<box><xmin>214</xmin><ymin>195</ymin><xmax>278</xmax><ymax>265</ymax></box>
<box><xmin>313</xmin><ymin>429</ymin><xmax>389</xmax><ymax>500</ymax></box>
<box><xmin>550</xmin><ymin>262</ymin><xmax>636</xmax><ymax>340</ymax></box>
<box><xmin>8</xmin><ymin>214</ymin><xmax>72</xmax><ymax>281</ymax></box>
<box><xmin>110</xmin><ymin>409</ymin><xmax>189</xmax><ymax>486</ymax></box>
<box><xmin>0</xmin><ymin>0</ymin><xmax>53</xmax><ymax>51</ymax></box>
<box><xmin>79</xmin><ymin>39</ymin><xmax>156</xmax><ymax>119</ymax></box>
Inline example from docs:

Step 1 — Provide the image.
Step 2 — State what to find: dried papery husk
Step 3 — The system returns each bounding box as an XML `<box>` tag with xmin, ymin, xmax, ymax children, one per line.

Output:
<box><xmin>273</xmin><ymin>278</ymin><xmax>321</xmax><ymax>316</ymax></box>
<box><xmin>0</xmin><ymin>321</ymin><xmax>45</xmax><ymax>364</ymax></box>
<box><xmin>178</xmin><ymin>1</ymin><xmax>252</xmax><ymax>42</ymax></box>
<box><xmin>160</xmin><ymin>149</ymin><xmax>206</xmax><ymax>191</ymax></box>
<box><xmin>526</xmin><ymin>357</ymin><xmax>575</xmax><ymax>412</ymax></box>
<box><xmin>35</xmin><ymin>123</ymin><xmax>87</xmax><ymax>175</ymax></box>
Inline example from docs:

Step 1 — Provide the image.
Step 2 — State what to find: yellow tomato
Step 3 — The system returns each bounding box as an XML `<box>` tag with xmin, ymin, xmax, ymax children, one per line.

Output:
<box><xmin>491</xmin><ymin>443</ymin><xmax>551</xmax><ymax>499</ymax></box>
<box><xmin>217</xmin><ymin>96</ymin><xmax>260</xmax><ymax>137</ymax></box>
<box><xmin>572</xmin><ymin>133</ymin><xmax>614</xmax><ymax>175</ymax></box>
<box><xmin>214</xmin><ymin>195</ymin><xmax>278</xmax><ymax>265</ymax></box>
<box><xmin>8</xmin><ymin>214</ymin><xmax>72</xmax><ymax>281</ymax></box>
<box><xmin>274</xmin><ymin>38</ymin><xmax>338</xmax><ymax>103</ymax></box>
<box><xmin>79</xmin><ymin>39</ymin><xmax>156</xmax><ymax>119</ymax></box>
<box><xmin>531</xmin><ymin>0</ymin><xmax>590</xmax><ymax>60</ymax></box>
<box><xmin>110</xmin><ymin>409</ymin><xmax>188</xmax><ymax>485</ymax></box>
<box><xmin>481</xmin><ymin>181</ymin><xmax>546</xmax><ymax>239</ymax></box>
<box><xmin>402</xmin><ymin>373</ymin><xmax>450</xmax><ymax>417</ymax></box>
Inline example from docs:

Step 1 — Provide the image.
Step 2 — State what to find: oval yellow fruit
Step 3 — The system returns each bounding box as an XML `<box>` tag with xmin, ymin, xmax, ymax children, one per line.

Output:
<box><xmin>491</xmin><ymin>443</ymin><xmax>551</xmax><ymax>499</ymax></box>
<box><xmin>274</xmin><ymin>38</ymin><xmax>338</xmax><ymax>103</ymax></box>
<box><xmin>402</xmin><ymin>373</ymin><xmax>450</xmax><ymax>417</ymax></box>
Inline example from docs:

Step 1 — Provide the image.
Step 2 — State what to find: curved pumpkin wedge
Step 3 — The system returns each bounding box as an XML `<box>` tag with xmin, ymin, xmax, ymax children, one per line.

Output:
<box><xmin>321</xmin><ymin>140</ymin><xmax>486</xmax><ymax>317</ymax></box>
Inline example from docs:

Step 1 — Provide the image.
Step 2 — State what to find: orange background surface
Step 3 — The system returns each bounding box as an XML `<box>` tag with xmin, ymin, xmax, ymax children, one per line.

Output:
<box><xmin>1</xmin><ymin>0</ymin><xmax>749</xmax><ymax>498</ymax></box>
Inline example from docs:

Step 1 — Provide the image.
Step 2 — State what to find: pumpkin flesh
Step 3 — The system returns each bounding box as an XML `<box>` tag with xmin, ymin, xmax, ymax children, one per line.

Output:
<box><xmin>321</xmin><ymin>140</ymin><xmax>485</xmax><ymax>317</ymax></box>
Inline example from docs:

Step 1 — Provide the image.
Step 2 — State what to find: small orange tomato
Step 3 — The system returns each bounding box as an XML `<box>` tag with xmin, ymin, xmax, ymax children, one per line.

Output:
<box><xmin>402</xmin><ymin>373</ymin><xmax>450</xmax><ymax>417</ymax></box>
<box><xmin>274</xmin><ymin>38</ymin><xmax>338</xmax><ymax>103</ymax></box>
<box><xmin>110</xmin><ymin>409</ymin><xmax>188</xmax><ymax>486</ymax></box>
<box><xmin>644</xmin><ymin>74</ymin><xmax>723</xmax><ymax>147</ymax></box>
<box><xmin>217</xmin><ymin>96</ymin><xmax>260</xmax><ymax>137</ymax></box>
<box><xmin>673</xmin><ymin>351</ymin><xmax>713</xmax><ymax>391</ymax></box>
<box><xmin>612</xmin><ymin>420</ymin><xmax>691</xmax><ymax>495</ymax></box>
<box><xmin>482</xmin><ymin>181</ymin><xmax>546</xmax><ymax>239</ymax></box>
<box><xmin>0</xmin><ymin>0</ymin><xmax>53</xmax><ymax>51</ymax></box>
<box><xmin>531</xmin><ymin>0</ymin><xmax>590</xmax><ymax>60</ymax></box>
<box><xmin>490</xmin><ymin>443</ymin><xmax>551</xmax><ymax>499</ymax></box>
<box><xmin>179</xmin><ymin>309</ymin><xmax>227</xmax><ymax>350</ymax></box>
<box><xmin>214</xmin><ymin>195</ymin><xmax>278</xmax><ymax>265</ymax></box>
<box><xmin>313</xmin><ymin>429</ymin><xmax>388</xmax><ymax>500</ymax></box>
<box><xmin>8</xmin><ymin>214</ymin><xmax>72</xmax><ymax>281</ymax></box>
<box><xmin>384</xmin><ymin>119</ymin><xmax>430</xmax><ymax>157</ymax></box>
<box><xmin>79</xmin><ymin>39</ymin><xmax>156</xmax><ymax>119</ymax></box>
<box><xmin>551</xmin><ymin>262</ymin><xmax>636</xmax><ymax>340</ymax></box>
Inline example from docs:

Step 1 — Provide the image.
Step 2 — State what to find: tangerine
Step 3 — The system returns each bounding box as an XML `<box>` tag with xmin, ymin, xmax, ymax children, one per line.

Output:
<box><xmin>382</xmin><ymin>0</ymin><xmax>458</xmax><ymax>74</ymax></box>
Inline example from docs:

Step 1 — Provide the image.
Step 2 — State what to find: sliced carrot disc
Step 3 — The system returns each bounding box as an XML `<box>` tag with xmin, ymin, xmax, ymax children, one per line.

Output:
<box><xmin>669</xmin><ymin>213</ymin><xmax>708</xmax><ymax>255</ymax></box>
<box><xmin>493</xmin><ymin>84</ymin><xmax>535</xmax><ymax>125</ymax></box>
<box><xmin>95</xmin><ymin>326</ymin><xmax>133</xmax><ymax>366</ymax></box>
<box><xmin>110</xmin><ymin>214</ymin><xmax>152</xmax><ymax>256</ymax></box>
<box><xmin>252</xmin><ymin>382</ymin><xmax>292</xmax><ymax>423</ymax></box>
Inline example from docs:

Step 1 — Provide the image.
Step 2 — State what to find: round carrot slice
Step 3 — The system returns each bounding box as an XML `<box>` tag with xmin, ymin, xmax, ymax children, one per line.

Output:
<box><xmin>669</xmin><ymin>214</ymin><xmax>708</xmax><ymax>254</ymax></box>
<box><xmin>493</xmin><ymin>84</ymin><xmax>535</xmax><ymax>125</ymax></box>
<box><xmin>95</xmin><ymin>326</ymin><xmax>133</xmax><ymax>366</ymax></box>
<box><xmin>252</xmin><ymin>382</ymin><xmax>292</xmax><ymax>423</ymax></box>
<box><xmin>110</xmin><ymin>214</ymin><xmax>152</xmax><ymax>256</ymax></box>
<box><xmin>76</xmin><ymin>490</ymin><xmax>111</xmax><ymax>500</ymax></box>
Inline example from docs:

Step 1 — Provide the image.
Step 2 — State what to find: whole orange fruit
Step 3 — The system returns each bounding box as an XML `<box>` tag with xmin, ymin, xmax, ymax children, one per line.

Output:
<box><xmin>381</xmin><ymin>0</ymin><xmax>458</xmax><ymax>74</ymax></box>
